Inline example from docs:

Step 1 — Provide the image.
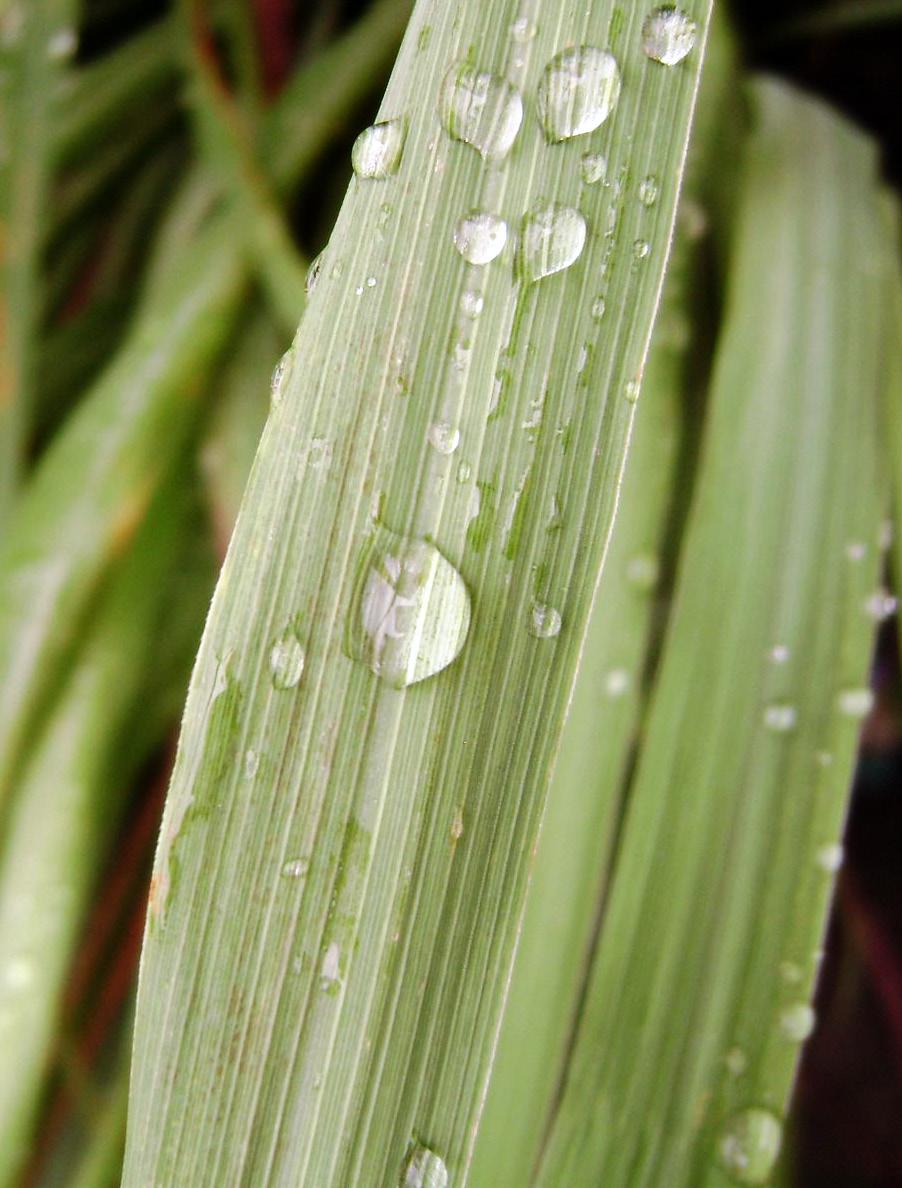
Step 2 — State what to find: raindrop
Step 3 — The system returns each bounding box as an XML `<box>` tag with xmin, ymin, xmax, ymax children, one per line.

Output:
<box><xmin>511</xmin><ymin>15</ymin><xmax>537</xmax><ymax>42</ymax></box>
<box><xmin>624</xmin><ymin>379</ymin><xmax>640</xmax><ymax>403</ymax></box>
<box><xmin>605</xmin><ymin>668</ymin><xmax>630</xmax><ymax>698</ymax></box>
<box><xmin>591</xmin><ymin>295</ymin><xmax>607</xmax><ymax>320</ymax></box>
<box><xmin>428</xmin><ymin>422</ymin><xmax>461</xmax><ymax>455</ymax></box>
<box><xmin>626</xmin><ymin>553</ymin><xmax>659</xmax><ymax>590</ymax></box>
<box><xmin>641</xmin><ymin>6</ymin><xmax>698</xmax><ymax>66</ymax></box>
<box><xmin>320</xmin><ymin>942</ymin><xmax>341</xmax><ymax>990</ymax></box>
<box><xmin>351</xmin><ymin>117</ymin><xmax>407</xmax><ymax>178</ymax></box>
<box><xmin>536</xmin><ymin>46</ymin><xmax>621</xmax><ymax>141</ymax></box>
<box><xmin>346</xmin><ymin>527</ymin><xmax>471</xmax><ymax>688</ymax></box>
<box><xmin>864</xmin><ymin>589</ymin><xmax>897</xmax><ymax>622</ymax></box>
<box><xmin>763</xmin><ymin>703</ymin><xmax>796</xmax><ymax>733</ymax></box>
<box><xmin>529</xmin><ymin>603</ymin><xmax>562</xmax><ymax>639</ymax></box>
<box><xmin>460</xmin><ymin>289</ymin><xmax>484</xmax><ymax>318</ymax></box>
<box><xmin>244</xmin><ymin>749</ymin><xmax>260</xmax><ymax>779</ymax></box>
<box><xmin>438</xmin><ymin>62</ymin><xmax>523</xmax><ymax>159</ymax></box>
<box><xmin>845</xmin><ymin>540</ymin><xmax>866</xmax><ymax>562</ymax></box>
<box><xmin>270</xmin><ymin>629</ymin><xmax>305</xmax><ymax>690</ymax></box>
<box><xmin>779</xmin><ymin>1002</ymin><xmax>816</xmax><ymax>1043</ymax></box>
<box><xmin>717</xmin><ymin>1108</ymin><xmax>782</xmax><ymax>1185</ymax></box>
<box><xmin>47</xmin><ymin>26</ymin><xmax>77</xmax><ymax>60</ymax></box>
<box><xmin>453</xmin><ymin>212</ymin><xmax>508</xmax><ymax>264</ymax></box>
<box><xmin>638</xmin><ymin>175</ymin><xmax>659</xmax><ymax>206</ymax></box>
<box><xmin>580</xmin><ymin>151</ymin><xmax>607</xmax><ymax>185</ymax></box>
<box><xmin>456</xmin><ymin>461</ymin><xmax>472</xmax><ymax>483</ymax></box>
<box><xmin>837</xmin><ymin>688</ymin><xmax>873</xmax><ymax>719</ymax></box>
<box><xmin>633</xmin><ymin>238</ymin><xmax>651</xmax><ymax>260</ymax></box>
<box><xmin>769</xmin><ymin>644</ymin><xmax>790</xmax><ymax>664</ymax></box>
<box><xmin>282</xmin><ymin>858</ymin><xmax>309</xmax><ymax>879</ymax></box>
<box><xmin>403</xmin><ymin>1144</ymin><xmax>449</xmax><ymax>1188</ymax></box>
<box><xmin>519</xmin><ymin>204</ymin><xmax>587</xmax><ymax>281</ymax></box>
<box><xmin>816</xmin><ymin>843</ymin><xmax>844</xmax><ymax>873</ymax></box>
<box><xmin>270</xmin><ymin>348</ymin><xmax>294</xmax><ymax>407</ymax></box>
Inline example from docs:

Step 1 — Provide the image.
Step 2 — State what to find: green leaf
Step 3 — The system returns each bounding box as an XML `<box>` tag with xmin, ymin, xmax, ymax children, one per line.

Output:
<box><xmin>124</xmin><ymin>2</ymin><xmax>712</xmax><ymax>1183</ymax></box>
<box><xmin>533</xmin><ymin>77</ymin><xmax>887</xmax><ymax>1187</ymax></box>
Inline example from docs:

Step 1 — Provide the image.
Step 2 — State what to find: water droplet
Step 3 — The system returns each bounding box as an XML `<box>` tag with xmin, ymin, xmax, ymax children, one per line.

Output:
<box><xmin>460</xmin><ymin>289</ymin><xmax>484</xmax><ymax>318</ymax></box>
<box><xmin>351</xmin><ymin>117</ymin><xmax>407</xmax><ymax>178</ymax></box>
<box><xmin>626</xmin><ymin>553</ymin><xmax>659</xmax><ymax>590</ymax></box>
<box><xmin>864</xmin><ymin>589</ymin><xmax>897</xmax><ymax>622</ymax></box>
<box><xmin>536</xmin><ymin>46</ymin><xmax>621</xmax><ymax>141</ymax></box>
<box><xmin>403</xmin><ymin>1144</ymin><xmax>449</xmax><ymax>1188</ymax></box>
<box><xmin>624</xmin><ymin>379</ymin><xmax>640</xmax><ymax>403</ymax></box>
<box><xmin>725</xmin><ymin>1047</ymin><xmax>747</xmax><ymax>1077</ymax></box>
<box><xmin>347</xmin><ymin>528</ymin><xmax>470</xmax><ymax>688</ymax></box>
<box><xmin>320</xmin><ymin>941</ymin><xmax>341</xmax><ymax>990</ymax></box>
<box><xmin>769</xmin><ymin>644</ymin><xmax>790</xmax><ymax>664</ymax></box>
<box><xmin>591</xmin><ymin>295</ymin><xmax>607</xmax><ymax>320</ymax></box>
<box><xmin>837</xmin><ymin>688</ymin><xmax>873</xmax><ymax>719</ymax></box>
<box><xmin>580</xmin><ymin>151</ymin><xmax>607</xmax><ymax>185</ymax></box>
<box><xmin>638</xmin><ymin>175</ymin><xmax>659</xmax><ymax>206</ymax></box>
<box><xmin>779</xmin><ymin>960</ymin><xmax>803</xmax><ymax>984</ymax></box>
<box><xmin>633</xmin><ymin>238</ymin><xmax>651</xmax><ymax>260</ymax></box>
<box><xmin>717</xmin><ymin>1108</ymin><xmax>782</xmax><ymax>1185</ymax></box>
<box><xmin>605</xmin><ymin>668</ymin><xmax>630</xmax><ymax>698</ymax></box>
<box><xmin>815</xmin><ymin>750</ymin><xmax>833</xmax><ymax>767</ymax></box>
<box><xmin>763</xmin><ymin>703</ymin><xmax>797</xmax><ymax>733</ymax></box>
<box><xmin>271</xmin><ymin>348</ymin><xmax>294</xmax><ymax>407</ymax></box>
<box><xmin>439</xmin><ymin>62</ymin><xmax>523</xmax><ymax>159</ymax></box>
<box><xmin>816</xmin><ymin>843</ymin><xmax>844</xmax><ymax>873</ymax></box>
<box><xmin>779</xmin><ymin>1002</ymin><xmax>816</xmax><ymax>1043</ymax></box>
<box><xmin>244</xmin><ymin>749</ymin><xmax>260</xmax><ymax>779</ymax></box>
<box><xmin>641</xmin><ymin>6</ymin><xmax>698</xmax><ymax>66</ymax></box>
<box><xmin>428</xmin><ymin>422</ymin><xmax>461</xmax><ymax>455</ymax></box>
<box><xmin>305</xmin><ymin>253</ymin><xmax>324</xmax><ymax>296</ymax></box>
<box><xmin>270</xmin><ymin>629</ymin><xmax>305</xmax><ymax>690</ymax></box>
<box><xmin>519</xmin><ymin>205</ymin><xmax>587</xmax><ymax>281</ymax></box>
<box><xmin>529</xmin><ymin>603</ymin><xmax>562</xmax><ymax>639</ymax></box>
<box><xmin>457</xmin><ymin>461</ymin><xmax>472</xmax><ymax>483</ymax></box>
<box><xmin>511</xmin><ymin>15</ymin><xmax>537</xmax><ymax>42</ymax></box>
<box><xmin>845</xmin><ymin>540</ymin><xmax>866</xmax><ymax>562</ymax></box>
<box><xmin>282</xmin><ymin>858</ymin><xmax>309</xmax><ymax>879</ymax></box>
<box><xmin>47</xmin><ymin>26</ymin><xmax>77</xmax><ymax>60</ymax></box>
<box><xmin>453</xmin><ymin>212</ymin><xmax>508</xmax><ymax>264</ymax></box>
<box><xmin>4</xmin><ymin>956</ymin><xmax>34</xmax><ymax>991</ymax></box>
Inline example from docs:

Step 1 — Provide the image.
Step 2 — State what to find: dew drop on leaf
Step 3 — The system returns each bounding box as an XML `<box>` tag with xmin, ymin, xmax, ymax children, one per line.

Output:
<box><xmin>270</xmin><ymin>629</ymin><xmax>305</xmax><ymax>690</ymax></box>
<box><xmin>763</xmin><ymin>702</ymin><xmax>796</xmax><ymax>732</ymax></box>
<box><xmin>580</xmin><ymin>151</ymin><xmax>607</xmax><ymax>185</ymax></box>
<box><xmin>460</xmin><ymin>289</ymin><xmax>484</xmax><ymax>318</ymax></box>
<box><xmin>536</xmin><ymin>46</ymin><xmax>621</xmax><ymax>141</ymax></box>
<box><xmin>816</xmin><ymin>842</ymin><xmax>844</xmax><ymax>873</ymax></box>
<box><xmin>641</xmin><ymin>6</ymin><xmax>697</xmax><ymax>66</ymax></box>
<box><xmin>351</xmin><ymin>118</ymin><xmax>407</xmax><ymax>178</ymax></box>
<box><xmin>346</xmin><ymin>527</ymin><xmax>471</xmax><ymax>688</ymax></box>
<box><xmin>403</xmin><ymin>1144</ymin><xmax>449</xmax><ymax>1188</ymax></box>
<box><xmin>438</xmin><ymin>62</ymin><xmax>523</xmax><ymax>159</ymax></box>
<box><xmin>529</xmin><ymin>603</ymin><xmax>562</xmax><ymax>639</ymax></box>
<box><xmin>453</xmin><ymin>212</ymin><xmax>508</xmax><ymax>264</ymax></box>
<box><xmin>428</xmin><ymin>422</ymin><xmax>461</xmax><ymax>455</ymax></box>
<box><xmin>270</xmin><ymin>348</ymin><xmax>294</xmax><ymax>407</ymax></box>
<box><xmin>638</xmin><ymin>175</ymin><xmax>659</xmax><ymax>206</ymax></box>
<box><xmin>779</xmin><ymin>1002</ymin><xmax>816</xmax><ymax>1043</ymax></box>
<box><xmin>837</xmin><ymin>687</ymin><xmax>874</xmax><ymax>718</ymax></box>
<box><xmin>519</xmin><ymin>205</ymin><xmax>586</xmax><ymax>281</ymax></box>
<box><xmin>717</xmin><ymin>1108</ymin><xmax>782</xmax><ymax>1185</ymax></box>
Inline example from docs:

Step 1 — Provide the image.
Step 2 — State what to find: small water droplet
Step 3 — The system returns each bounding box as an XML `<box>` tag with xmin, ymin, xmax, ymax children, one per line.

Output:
<box><xmin>351</xmin><ymin>117</ymin><xmax>407</xmax><ymax>178</ymax></box>
<box><xmin>511</xmin><ymin>15</ymin><xmax>537</xmax><ymax>42</ymax></box>
<box><xmin>879</xmin><ymin>519</ymin><xmax>894</xmax><ymax>551</ymax></box>
<box><xmin>815</xmin><ymin>750</ymin><xmax>833</xmax><ymax>767</ymax></box>
<box><xmin>439</xmin><ymin>62</ymin><xmax>523</xmax><ymax>159</ymax></box>
<box><xmin>580</xmin><ymin>151</ymin><xmax>608</xmax><ymax>185</ymax></box>
<box><xmin>403</xmin><ymin>1144</ymin><xmax>449</xmax><ymax>1188</ymax></box>
<box><xmin>529</xmin><ymin>603</ymin><xmax>562</xmax><ymax>639</ymax></box>
<box><xmin>845</xmin><ymin>540</ymin><xmax>866</xmax><ymax>562</ymax></box>
<box><xmin>605</xmin><ymin>668</ymin><xmax>630</xmax><ymax>698</ymax></box>
<box><xmin>347</xmin><ymin>528</ymin><xmax>470</xmax><ymax>688</ymax></box>
<box><xmin>779</xmin><ymin>960</ymin><xmax>803</xmax><ymax>984</ymax></box>
<box><xmin>725</xmin><ymin>1047</ymin><xmax>747</xmax><ymax>1077</ymax></box>
<box><xmin>864</xmin><ymin>589</ymin><xmax>897</xmax><ymax>622</ymax></box>
<box><xmin>244</xmin><ymin>749</ymin><xmax>260</xmax><ymax>779</ymax></box>
<box><xmin>282</xmin><ymin>858</ymin><xmax>309</xmax><ymax>879</ymax></box>
<box><xmin>591</xmin><ymin>295</ymin><xmax>607</xmax><ymax>320</ymax></box>
<box><xmin>270</xmin><ymin>629</ymin><xmax>305</xmax><ymax>690</ymax></box>
<box><xmin>456</xmin><ymin>461</ymin><xmax>472</xmax><ymax>483</ymax></box>
<box><xmin>47</xmin><ymin>26</ymin><xmax>77</xmax><ymax>60</ymax></box>
<box><xmin>537</xmin><ymin>46</ymin><xmax>621</xmax><ymax>141</ymax></box>
<box><xmin>428</xmin><ymin>422</ymin><xmax>461</xmax><ymax>455</ymax></box>
<box><xmin>837</xmin><ymin>688</ymin><xmax>873</xmax><ymax>719</ymax></box>
<box><xmin>460</xmin><ymin>289</ymin><xmax>484</xmax><ymax>318</ymax></box>
<box><xmin>453</xmin><ymin>212</ymin><xmax>508</xmax><ymax>264</ymax></box>
<box><xmin>638</xmin><ymin>175</ymin><xmax>659</xmax><ymax>206</ymax></box>
<box><xmin>5</xmin><ymin>956</ymin><xmax>34</xmax><ymax>991</ymax></box>
<box><xmin>633</xmin><ymin>238</ymin><xmax>651</xmax><ymax>260</ymax></box>
<box><xmin>270</xmin><ymin>348</ymin><xmax>294</xmax><ymax>407</ymax></box>
<box><xmin>717</xmin><ymin>1108</ymin><xmax>782</xmax><ymax>1185</ymax></box>
<box><xmin>626</xmin><ymin>553</ymin><xmax>659</xmax><ymax>591</ymax></box>
<box><xmin>367</xmin><ymin>275</ymin><xmax>377</xmax><ymax>288</ymax></box>
<box><xmin>305</xmin><ymin>252</ymin><xmax>324</xmax><ymax>296</ymax></box>
<box><xmin>320</xmin><ymin>941</ymin><xmax>341</xmax><ymax>990</ymax></box>
<box><xmin>624</xmin><ymin>379</ymin><xmax>641</xmax><ymax>403</ymax></box>
<box><xmin>519</xmin><ymin>204</ymin><xmax>587</xmax><ymax>281</ymax></box>
<box><xmin>763</xmin><ymin>703</ymin><xmax>797</xmax><ymax>732</ymax></box>
<box><xmin>779</xmin><ymin>1002</ymin><xmax>816</xmax><ymax>1043</ymax></box>
<box><xmin>816</xmin><ymin>843</ymin><xmax>844</xmax><ymax>873</ymax></box>
<box><xmin>641</xmin><ymin>6</ymin><xmax>698</xmax><ymax>66</ymax></box>
<box><xmin>769</xmin><ymin>644</ymin><xmax>790</xmax><ymax>664</ymax></box>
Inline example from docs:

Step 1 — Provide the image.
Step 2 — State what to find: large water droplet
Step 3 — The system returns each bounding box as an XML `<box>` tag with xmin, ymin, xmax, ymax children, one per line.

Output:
<box><xmin>438</xmin><ymin>62</ymin><xmax>523</xmax><ymax>159</ymax></box>
<box><xmin>717</xmin><ymin>1108</ymin><xmax>783</xmax><ymax>1185</ymax></box>
<box><xmin>837</xmin><ymin>688</ymin><xmax>874</xmax><ymax>719</ymax></box>
<box><xmin>779</xmin><ymin>1002</ymin><xmax>816</xmax><ymax>1043</ymax></box>
<box><xmin>641</xmin><ymin>7</ymin><xmax>698</xmax><ymax>66</ymax></box>
<box><xmin>763</xmin><ymin>702</ymin><xmax>797</xmax><ymax>733</ymax></box>
<box><xmin>351</xmin><ymin>118</ymin><xmax>407</xmax><ymax>178</ymax></box>
<box><xmin>346</xmin><ymin>528</ymin><xmax>470</xmax><ymax>688</ymax></box>
<box><xmin>403</xmin><ymin>1144</ymin><xmax>449</xmax><ymax>1188</ymax></box>
<box><xmin>529</xmin><ymin>603</ymin><xmax>562</xmax><ymax>639</ymax></box>
<box><xmin>270</xmin><ymin>628</ymin><xmax>305</xmax><ymax>690</ymax></box>
<box><xmin>428</xmin><ymin>422</ymin><xmax>461</xmax><ymax>455</ymax></box>
<box><xmin>453</xmin><ymin>212</ymin><xmax>508</xmax><ymax>264</ymax></box>
<box><xmin>536</xmin><ymin>46</ymin><xmax>621</xmax><ymax>141</ymax></box>
<box><xmin>519</xmin><ymin>204</ymin><xmax>587</xmax><ymax>281</ymax></box>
